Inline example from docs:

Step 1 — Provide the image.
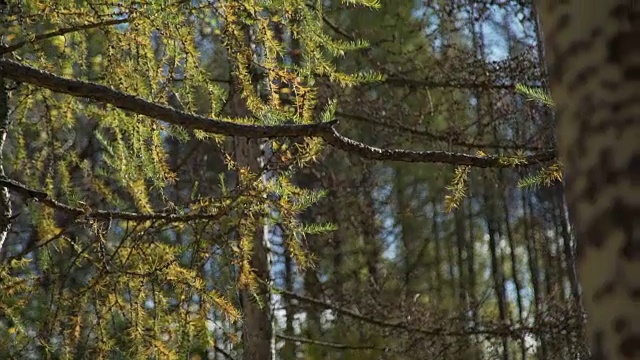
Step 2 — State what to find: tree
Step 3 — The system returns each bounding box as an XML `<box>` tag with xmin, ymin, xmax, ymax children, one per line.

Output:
<box><xmin>536</xmin><ymin>1</ymin><xmax>640</xmax><ymax>359</ymax></box>
<box><xmin>0</xmin><ymin>1</ymin><xmax>603</xmax><ymax>359</ymax></box>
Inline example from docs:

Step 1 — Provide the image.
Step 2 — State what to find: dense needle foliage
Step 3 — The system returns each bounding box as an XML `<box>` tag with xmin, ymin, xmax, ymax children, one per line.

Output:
<box><xmin>0</xmin><ymin>1</ymin><xmax>582</xmax><ymax>359</ymax></box>
<box><xmin>0</xmin><ymin>1</ymin><xmax>382</xmax><ymax>358</ymax></box>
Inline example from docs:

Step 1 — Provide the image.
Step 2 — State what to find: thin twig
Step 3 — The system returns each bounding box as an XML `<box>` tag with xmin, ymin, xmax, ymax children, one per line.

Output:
<box><xmin>213</xmin><ymin>345</ymin><xmax>236</xmax><ymax>360</ymax></box>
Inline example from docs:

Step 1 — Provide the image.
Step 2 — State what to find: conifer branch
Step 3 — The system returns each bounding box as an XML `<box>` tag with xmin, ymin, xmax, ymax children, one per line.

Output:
<box><xmin>0</xmin><ymin>59</ymin><xmax>556</xmax><ymax>168</ymax></box>
<box><xmin>278</xmin><ymin>288</ymin><xmax>580</xmax><ymax>338</ymax></box>
<box><xmin>323</xmin><ymin>126</ymin><xmax>555</xmax><ymax>166</ymax></box>
<box><xmin>0</xmin><ymin>177</ymin><xmax>229</xmax><ymax>223</ymax></box>
<box><xmin>0</xmin><ymin>59</ymin><xmax>333</xmax><ymax>137</ymax></box>
<box><xmin>0</xmin><ymin>18</ymin><xmax>130</xmax><ymax>55</ymax></box>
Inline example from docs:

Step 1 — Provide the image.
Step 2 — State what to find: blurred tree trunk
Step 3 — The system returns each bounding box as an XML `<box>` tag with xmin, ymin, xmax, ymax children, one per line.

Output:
<box><xmin>483</xmin><ymin>183</ymin><xmax>509</xmax><ymax>360</ymax></box>
<box><xmin>522</xmin><ymin>190</ymin><xmax>547</xmax><ymax>358</ymax></box>
<box><xmin>555</xmin><ymin>185</ymin><xmax>580</xmax><ymax>306</ymax></box>
<box><xmin>454</xmin><ymin>201</ymin><xmax>469</xmax><ymax>309</ymax></box>
<box><xmin>361</xmin><ymin>167</ymin><xmax>383</xmax><ymax>288</ymax></box>
<box><xmin>433</xmin><ymin>203</ymin><xmax>444</xmax><ymax>303</ymax></box>
<box><xmin>501</xmin><ymin>185</ymin><xmax>526</xmax><ymax>360</ymax></box>
<box><xmin>466</xmin><ymin>197</ymin><xmax>480</xmax><ymax>355</ymax></box>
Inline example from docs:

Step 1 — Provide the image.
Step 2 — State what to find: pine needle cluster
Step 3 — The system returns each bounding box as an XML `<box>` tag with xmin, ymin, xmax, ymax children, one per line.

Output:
<box><xmin>0</xmin><ymin>0</ymin><xmax>379</xmax><ymax>357</ymax></box>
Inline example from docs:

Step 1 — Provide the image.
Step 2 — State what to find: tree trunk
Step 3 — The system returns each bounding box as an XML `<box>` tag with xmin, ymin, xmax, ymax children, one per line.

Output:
<box><xmin>0</xmin><ymin>52</ymin><xmax>11</xmax><ymax>257</ymax></box>
<box><xmin>522</xmin><ymin>190</ymin><xmax>548</xmax><ymax>358</ymax></box>
<box><xmin>502</xmin><ymin>186</ymin><xmax>526</xmax><ymax>360</ymax></box>
<box><xmin>466</xmin><ymin>197</ymin><xmax>479</xmax><ymax>327</ymax></box>
<box><xmin>446</xmin><ymin>227</ymin><xmax>458</xmax><ymax>303</ymax></box>
<box><xmin>228</xmin><ymin>85</ymin><xmax>274</xmax><ymax>360</ymax></box>
<box><xmin>282</xmin><ymin>251</ymin><xmax>297</xmax><ymax>360</ymax></box>
<box><xmin>536</xmin><ymin>1</ymin><xmax>640</xmax><ymax>358</ymax></box>
<box><xmin>396</xmin><ymin>168</ymin><xmax>420</xmax><ymax>292</ymax></box>
<box><xmin>454</xmin><ymin>201</ymin><xmax>469</xmax><ymax>310</ymax></box>
<box><xmin>483</xmin><ymin>183</ymin><xmax>509</xmax><ymax>360</ymax></box>
<box><xmin>361</xmin><ymin>169</ymin><xmax>383</xmax><ymax>290</ymax></box>
<box><xmin>235</xmin><ymin>136</ymin><xmax>274</xmax><ymax>360</ymax></box>
<box><xmin>433</xmin><ymin>204</ymin><xmax>444</xmax><ymax>303</ymax></box>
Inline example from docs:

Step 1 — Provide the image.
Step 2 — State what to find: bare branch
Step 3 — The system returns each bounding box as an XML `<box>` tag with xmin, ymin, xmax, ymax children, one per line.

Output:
<box><xmin>276</xmin><ymin>334</ymin><xmax>379</xmax><ymax>351</ymax></box>
<box><xmin>323</xmin><ymin>127</ymin><xmax>555</xmax><ymax>166</ymax></box>
<box><xmin>0</xmin><ymin>59</ymin><xmax>556</xmax><ymax>167</ymax></box>
<box><xmin>380</xmin><ymin>76</ymin><xmax>521</xmax><ymax>90</ymax></box>
<box><xmin>337</xmin><ymin>111</ymin><xmax>550</xmax><ymax>151</ymax></box>
<box><xmin>277</xmin><ymin>288</ymin><xmax>578</xmax><ymax>338</ymax></box>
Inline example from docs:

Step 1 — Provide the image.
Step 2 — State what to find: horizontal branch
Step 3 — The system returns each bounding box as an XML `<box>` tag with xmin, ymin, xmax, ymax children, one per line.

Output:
<box><xmin>276</xmin><ymin>333</ymin><xmax>379</xmax><ymax>351</ymax></box>
<box><xmin>0</xmin><ymin>59</ymin><xmax>556</xmax><ymax>167</ymax></box>
<box><xmin>381</xmin><ymin>76</ymin><xmax>522</xmax><ymax>90</ymax></box>
<box><xmin>0</xmin><ymin>59</ymin><xmax>331</xmax><ymax>138</ymax></box>
<box><xmin>323</xmin><ymin>128</ymin><xmax>555</xmax><ymax>166</ymax></box>
<box><xmin>278</xmin><ymin>288</ymin><xmax>579</xmax><ymax>338</ymax></box>
<box><xmin>0</xmin><ymin>18</ymin><xmax>130</xmax><ymax>55</ymax></box>
<box><xmin>337</xmin><ymin>111</ymin><xmax>550</xmax><ymax>151</ymax></box>
<box><xmin>0</xmin><ymin>177</ymin><xmax>228</xmax><ymax>222</ymax></box>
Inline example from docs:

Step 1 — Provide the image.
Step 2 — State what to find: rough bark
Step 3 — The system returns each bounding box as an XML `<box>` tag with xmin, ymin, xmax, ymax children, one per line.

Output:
<box><xmin>536</xmin><ymin>1</ymin><xmax>640</xmax><ymax>358</ymax></box>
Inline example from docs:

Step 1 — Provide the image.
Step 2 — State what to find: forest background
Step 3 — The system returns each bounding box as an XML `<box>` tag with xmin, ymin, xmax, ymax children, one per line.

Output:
<box><xmin>0</xmin><ymin>1</ymin><xmax>584</xmax><ymax>359</ymax></box>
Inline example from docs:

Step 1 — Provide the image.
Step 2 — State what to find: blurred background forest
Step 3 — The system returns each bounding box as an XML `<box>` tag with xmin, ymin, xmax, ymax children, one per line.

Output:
<box><xmin>0</xmin><ymin>0</ymin><xmax>585</xmax><ymax>359</ymax></box>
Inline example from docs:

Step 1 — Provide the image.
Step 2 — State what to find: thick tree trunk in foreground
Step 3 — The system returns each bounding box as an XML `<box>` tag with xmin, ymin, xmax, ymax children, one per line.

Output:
<box><xmin>537</xmin><ymin>1</ymin><xmax>640</xmax><ymax>358</ymax></box>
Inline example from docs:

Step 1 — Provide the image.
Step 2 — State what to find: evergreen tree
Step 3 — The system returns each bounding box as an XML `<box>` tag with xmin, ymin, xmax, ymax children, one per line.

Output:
<box><xmin>0</xmin><ymin>1</ymin><xmax>588</xmax><ymax>359</ymax></box>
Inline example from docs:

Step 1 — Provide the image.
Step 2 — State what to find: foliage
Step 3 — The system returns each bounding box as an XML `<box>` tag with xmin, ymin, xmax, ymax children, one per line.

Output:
<box><xmin>518</xmin><ymin>162</ymin><xmax>564</xmax><ymax>189</ymax></box>
<box><xmin>515</xmin><ymin>83</ymin><xmax>563</xmax><ymax>189</ymax></box>
<box><xmin>444</xmin><ymin>163</ymin><xmax>471</xmax><ymax>213</ymax></box>
<box><xmin>515</xmin><ymin>83</ymin><xmax>555</xmax><ymax>108</ymax></box>
<box><xmin>0</xmin><ymin>0</ymin><xmax>380</xmax><ymax>357</ymax></box>
<box><xmin>0</xmin><ymin>1</ymin><xmax>584</xmax><ymax>359</ymax></box>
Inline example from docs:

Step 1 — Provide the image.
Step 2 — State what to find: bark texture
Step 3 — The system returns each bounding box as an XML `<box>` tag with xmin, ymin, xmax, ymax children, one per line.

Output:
<box><xmin>537</xmin><ymin>1</ymin><xmax>640</xmax><ymax>358</ymax></box>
